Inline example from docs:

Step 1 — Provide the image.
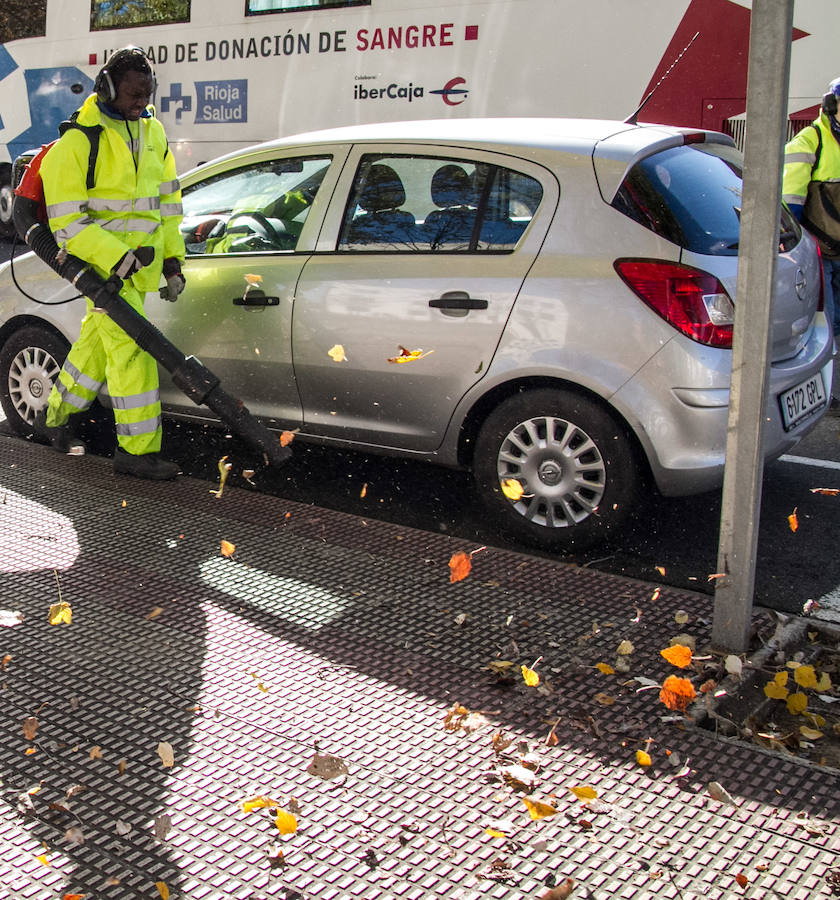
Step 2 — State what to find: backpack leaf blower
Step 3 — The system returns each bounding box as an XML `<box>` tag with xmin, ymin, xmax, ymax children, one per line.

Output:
<box><xmin>12</xmin><ymin>148</ymin><xmax>291</xmax><ymax>467</ymax></box>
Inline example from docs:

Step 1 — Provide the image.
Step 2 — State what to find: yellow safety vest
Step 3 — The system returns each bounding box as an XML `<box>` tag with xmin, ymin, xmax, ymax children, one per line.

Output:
<box><xmin>783</xmin><ymin>111</ymin><xmax>840</xmax><ymax>257</ymax></box>
<box><xmin>40</xmin><ymin>92</ymin><xmax>184</xmax><ymax>293</ymax></box>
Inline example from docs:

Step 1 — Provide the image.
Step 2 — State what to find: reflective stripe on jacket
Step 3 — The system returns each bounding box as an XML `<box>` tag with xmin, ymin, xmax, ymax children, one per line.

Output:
<box><xmin>39</xmin><ymin>92</ymin><xmax>185</xmax><ymax>295</ymax></box>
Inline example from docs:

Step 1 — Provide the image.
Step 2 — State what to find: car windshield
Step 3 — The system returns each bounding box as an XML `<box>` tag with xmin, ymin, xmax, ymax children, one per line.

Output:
<box><xmin>612</xmin><ymin>143</ymin><xmax>801</xmax><ymax>256</ymax></box>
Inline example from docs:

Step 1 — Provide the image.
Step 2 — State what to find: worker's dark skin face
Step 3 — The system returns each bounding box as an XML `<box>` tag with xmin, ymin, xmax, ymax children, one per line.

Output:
<box><xmin>112</xmin><ymin>70</ymin><xmax>154</xmax><ymax>120</ymax></box>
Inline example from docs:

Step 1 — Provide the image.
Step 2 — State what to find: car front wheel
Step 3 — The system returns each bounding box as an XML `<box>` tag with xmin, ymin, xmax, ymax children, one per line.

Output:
<box><xmin>473</xmin><ymin>388</ymin><xmax>642</xmax><ymax>550</ymax></box>
<box><xmin>0</xmin><ymin>326</ymin><xmax>68</xmax><ymax>437</ymax></box>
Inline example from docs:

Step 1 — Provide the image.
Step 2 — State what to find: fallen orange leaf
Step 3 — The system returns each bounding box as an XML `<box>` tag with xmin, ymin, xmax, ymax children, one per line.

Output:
<box><xmin>220</xmin><ymin>540</ymin><xmax>236</xmax><ymax>558</ymax></box>
<box><xmin>788</xmin><ymin>507</ymin><xmax>798</xmax><ymax>532</ymax></box>
<box><xmin>659</xmin><ymin>675</ymin><xmax>696</xmax><ymax>711</ymax></box>
<box><xmin>735</xmin><ymin>872</ymin><xmax>748</xmax><ymax>889</ymax></box>
<box><xmin>660</xmin><ymin>644</ymin><xmax>693</xmax><ymax>668</ymax></box>
<box><xmin>810</xmin><ymin>487</ymin><xmax>840</xmax><ymax>495</ymax></box>
<box><xmin>279</xmin><ymin>430</ymin><xmax>295</xmax><ymax>447</ymax></box>
<box><xmin>448</xmin><ymin>551</ymin><xmax>472</xmax><ymax>583</ymax></box>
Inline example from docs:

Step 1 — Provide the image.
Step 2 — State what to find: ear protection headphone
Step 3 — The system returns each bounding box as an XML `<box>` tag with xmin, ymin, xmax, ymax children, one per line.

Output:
<box><xmin>823</xmin><ymin>77</ymin><xmax>840</xmax><ymax>117</ymax></box>
<box><xmin>95</xmin><ymin>46</ymin><xmax>157</xmax><ymax>104</ymax></box>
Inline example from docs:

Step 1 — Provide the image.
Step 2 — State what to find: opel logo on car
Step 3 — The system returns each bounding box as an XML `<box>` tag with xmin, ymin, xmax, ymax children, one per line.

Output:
<box><xmin>794</xmin><ymin>267</ymin><xmax>807</xmax><ymax>301</ymax></box>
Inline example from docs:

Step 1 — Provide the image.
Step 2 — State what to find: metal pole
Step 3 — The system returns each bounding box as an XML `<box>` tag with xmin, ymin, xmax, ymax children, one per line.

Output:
<box><xmin>712</xmin><ymin>0</ymin><xmax>794</xmax><ymax>652</ymax></box>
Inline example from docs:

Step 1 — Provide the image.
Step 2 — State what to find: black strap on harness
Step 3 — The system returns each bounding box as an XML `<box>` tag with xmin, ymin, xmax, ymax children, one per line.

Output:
<box><xmin>57</xmin><ymin>110</ymin><xmax>103</xmax><ymax>190</ymax></box>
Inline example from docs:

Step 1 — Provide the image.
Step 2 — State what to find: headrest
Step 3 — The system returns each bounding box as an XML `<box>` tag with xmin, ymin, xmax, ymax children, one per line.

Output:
<box><xmin>358</xmin><ymin>164</ymin><xmax>406</xmax><ymax>212</ymax></box>
<box><xmin>431</xmin><ymin>164</ymin><xmax>470</xmax><ymax>208</ymax></box>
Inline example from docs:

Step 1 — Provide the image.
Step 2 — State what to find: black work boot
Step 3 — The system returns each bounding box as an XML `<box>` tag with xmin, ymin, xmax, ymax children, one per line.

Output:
<box><xmin>32</xmin><ymin>409</ymin><xmax>86</xmax><ymax>456</ymax></box>
<box><xmin>113</xmin><ymin>448</ymin><xmax>179</xmax><ymax>481</ymax></box>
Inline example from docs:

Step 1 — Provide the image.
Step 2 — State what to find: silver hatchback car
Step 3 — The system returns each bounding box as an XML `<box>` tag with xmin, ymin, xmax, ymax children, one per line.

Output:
<box><xmin>0</xmin><ymin>118</ymin><xmax>833</xmax><ymax>549</ymax></box>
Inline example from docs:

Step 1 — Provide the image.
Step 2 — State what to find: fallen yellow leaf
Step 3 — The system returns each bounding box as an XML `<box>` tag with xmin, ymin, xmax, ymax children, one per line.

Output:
<box><xmin>242</xmin><ymin>795</ymin><xmax>281</xmax><ymax>813</ymax></box>
<box><xmin>786</xmin><ymin>692</ymin><xmax>808</xmax><ymax>715</ymax></box>
<box><xmin>274</xmin><ymin>810</ymin><xmax>298</xmax><ymax>834</ymax></box>
<box><xmin>522</xmin><ymin>795</ymin><xmax>558</xmax><ymax>820</ymax></box>
<box><xmin>48</xmin><ymin>602</ymin><xmax>72</xmax><ymax>625</ymax></box>
<box><xmin>500</xmin><ymin>478</ymin><xmax>524</xmax><ymax>501</ymax></box>
<box><xmin>764</xmin><ymin>671</ymin><xmax>789</xmax><ymax>700</ymax></box>
<box><xmin>485</xmin><ymin>827</ymin><xmax>507</xmax><ymax>838</ymax></box>
<box><xmin>816</xmin><ymin>672</ymin><xmax>833</xmax><ymax>691</ymax></box>
<box><xmin>595</xmin><ymin>662</ymin><xmax>615</xmax><ymax>675</ymax></box>
<box><xmin>793</xmin><ymin>665</ymin><xmax>817</xmax><ymax>689</ymax></box>
<box><xmin>569</xmin><ymin>785</ymin><xmax>598</xmax><ymax>802</ymax></box>
<box><xmin>521</xmin><ymin>664</ymin><xmax>540</xmax><ymax>687</ymax></box>
<box><xmin>328</xmin><ymin>344</ymin><xmax>347</xmax><ymax>362</ymax></box>
<box><xmin>387</xmin><ymin>345</ymin><xmax>434</xmax><ymax>364</ymax></box>
<box><xmin>155</xmin><ymin>882</ymin><xmax>170</xmax><ymax>900</ymax></box>
<box><xmin>35</xmin><ymin>854</ymin><xmax>50</xmax><ymax>867</ymax></box>
<box><xmin>800</xmin><ymin>725</ymin><xmax>824</xmax><ymax>740</ymax></box>
<box><xmin>635</xmin><ymin>749</ymin><xmax>652</xmax><ymax>768</ymax></box>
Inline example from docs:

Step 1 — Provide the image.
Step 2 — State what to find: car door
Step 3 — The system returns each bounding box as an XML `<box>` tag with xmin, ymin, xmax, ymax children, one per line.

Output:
<box><xmin>291</xmin><ymin>145</ymin><xmax>558</xmax><ymax>451</ymax></box>
<box><xmin>150</xmin><ymin>146</ymin><xmax>348</xmax><ymax>426</ymax></box>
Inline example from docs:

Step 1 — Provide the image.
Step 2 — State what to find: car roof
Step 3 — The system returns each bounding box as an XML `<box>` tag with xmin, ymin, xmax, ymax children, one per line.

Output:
<box><xmin>186</xmin><ymin>117</ymin><xmax>712</xmax><ymax>173</ymax></box>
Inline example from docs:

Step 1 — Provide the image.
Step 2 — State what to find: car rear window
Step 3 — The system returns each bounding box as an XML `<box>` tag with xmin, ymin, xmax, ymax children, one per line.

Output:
<box><xmin>612</xmin><ymin>143</ymin><xmax>800</xmax><ymax>256</ymax></box>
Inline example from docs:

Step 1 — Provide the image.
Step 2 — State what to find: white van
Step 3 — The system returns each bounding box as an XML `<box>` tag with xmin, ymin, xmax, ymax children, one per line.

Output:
<box><xmin>0</xmin><ymin>0</ymin><xmax>836</xmax><ymax>235</ymax></box>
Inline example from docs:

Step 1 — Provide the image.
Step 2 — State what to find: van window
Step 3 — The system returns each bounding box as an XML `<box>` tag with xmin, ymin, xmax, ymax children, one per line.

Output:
<box><xmin>247</xmin><ymin>0</ymin><xmax>370</xmax><ymax>13</ymax></box>
<box><xmin>91</xmin><ymin>0</ymin><xmax>190</xmax><ymax>29</ymax></box>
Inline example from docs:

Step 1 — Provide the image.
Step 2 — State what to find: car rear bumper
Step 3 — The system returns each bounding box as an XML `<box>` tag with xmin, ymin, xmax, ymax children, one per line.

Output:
<box><xmin>613</xmin><ymin>315</ymin><xmax>835</xmax><ymax>497</ymax></box>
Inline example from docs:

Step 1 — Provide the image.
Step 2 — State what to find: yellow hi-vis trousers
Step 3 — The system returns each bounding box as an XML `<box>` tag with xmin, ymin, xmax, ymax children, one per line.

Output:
<box><xmin>45</xmin><ymin>283</ymin><xmax>162</xmax><ymax>455</ymax></box>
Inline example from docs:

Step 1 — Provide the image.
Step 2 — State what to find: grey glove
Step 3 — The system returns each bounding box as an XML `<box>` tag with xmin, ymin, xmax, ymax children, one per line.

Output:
<box><xmin>160</xmin><ymin>257</ymin><xmax>186</xmax><ymax>302</ymax></box>
<box><xmin>160</xmin><ymin>273</ymin><xmax>186</xmax><ymax>302</ymax></box>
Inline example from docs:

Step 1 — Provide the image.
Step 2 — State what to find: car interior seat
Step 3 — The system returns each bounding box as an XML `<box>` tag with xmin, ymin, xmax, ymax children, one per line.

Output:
<box><xmin>424</xmin><ymin>164</ymin><xmax>477</xmax><ymax>249</ymax></box>
<box><xmin>345</xmin><ymin>163</ymin><xmax>418</xmax><ymax>245</ymax></box>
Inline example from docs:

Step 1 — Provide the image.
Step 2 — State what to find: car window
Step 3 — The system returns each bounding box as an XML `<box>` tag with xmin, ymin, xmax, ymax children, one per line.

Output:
<box><xmin>337</xmin><ymin>154</ymin><xmax>543</xmax><ymax>252</ymax></box>
<box><xmin>611</xmin><ymin>143</ymin><xmax>802</xmax><ymax>256</ymax></box>
<box><xmin>180</xmin><ymin>156</ymin><xmax>332</xmax><ymax>255</ymax></box>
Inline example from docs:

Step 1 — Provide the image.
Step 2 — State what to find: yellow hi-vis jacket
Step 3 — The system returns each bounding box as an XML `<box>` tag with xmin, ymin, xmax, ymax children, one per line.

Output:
<box><xmin>39</xmin><ymin>92</ymin><xmax>185</xmax><ymax>293</ymax></box>
<box><xmin>783</xmin><ymin>111</ymin><xmax>840</xmax><ymax>257</ymax></box>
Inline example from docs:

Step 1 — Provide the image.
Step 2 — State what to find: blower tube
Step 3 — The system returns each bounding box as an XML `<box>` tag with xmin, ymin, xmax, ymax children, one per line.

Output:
<box><xmin>13</xmin><ymin>196</ymin><xmax>291</xmax><ymax>467</ymax></box>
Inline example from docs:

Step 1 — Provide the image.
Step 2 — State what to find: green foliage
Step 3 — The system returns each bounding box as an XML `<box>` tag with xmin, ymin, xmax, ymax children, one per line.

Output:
<box><xmin>0</xmin><ymin>0</ymin><xmax>47</xmax><ymax>44</ymax></box>
<box><xmin>91</xmin><ymin>0</ymin><xmax>190</xmax><ymax>30</ymax></box>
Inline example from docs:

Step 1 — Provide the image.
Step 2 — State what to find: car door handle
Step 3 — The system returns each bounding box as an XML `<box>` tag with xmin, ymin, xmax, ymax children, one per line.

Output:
<box><xmin>233</xmin><ymin>292</ymin><xmax>280</xmax><ymax>307</ymax></box>
<box><xmin>429</xmin><ymin>291</ymin><xmax>488</xmax><ymax>310</ymax></box>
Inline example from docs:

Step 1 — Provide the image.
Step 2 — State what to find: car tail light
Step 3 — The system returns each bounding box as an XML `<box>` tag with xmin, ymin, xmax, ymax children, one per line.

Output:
<box><xmin>614</xmin><ymin>259</ymin><xmax>734</xmax><ymax>348</ymax></box>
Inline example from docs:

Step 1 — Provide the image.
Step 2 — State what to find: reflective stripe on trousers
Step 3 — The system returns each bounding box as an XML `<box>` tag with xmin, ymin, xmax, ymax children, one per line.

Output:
<box><xmin>45</xmin><ymin>283</ymin><xmax>163</xmax><ymax>455</ymax></box>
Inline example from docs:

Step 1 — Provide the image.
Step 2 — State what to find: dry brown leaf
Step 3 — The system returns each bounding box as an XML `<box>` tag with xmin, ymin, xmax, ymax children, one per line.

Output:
<box><xmin>22</xmin><ymin>716</ymin><xmax>38</xmax><ymax>741</ymax></box>
<box><xmin>306</xmin><ymin>751</ymin><xmax>349</xmax><ymax>781</ymax></box>
<box><xmin>157</xmin><ymin>742</ymin><xmax>175</xmax><ymax>768</ymax></box>
<box><xmin>541</xmin><ymin>878</ymin><xmax>575</xmax><ymax>900</ymax></box>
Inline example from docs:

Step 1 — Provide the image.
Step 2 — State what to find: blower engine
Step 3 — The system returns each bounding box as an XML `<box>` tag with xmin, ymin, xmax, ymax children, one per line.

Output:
<box><xmin>12</xmin><ymin>150</ymin><xmax>291</xmax><ymax>467</ymax></box>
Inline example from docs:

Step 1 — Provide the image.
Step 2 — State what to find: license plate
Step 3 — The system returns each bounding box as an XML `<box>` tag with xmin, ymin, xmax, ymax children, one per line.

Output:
<box><xmin>779</xmin><ymin>372</ymin><xmax>827</xmax><ymax>430</ymax></box>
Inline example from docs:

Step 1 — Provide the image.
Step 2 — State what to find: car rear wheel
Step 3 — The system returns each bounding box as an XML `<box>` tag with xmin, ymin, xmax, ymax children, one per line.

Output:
<box><xmin>473</xmin><ymin>388</ymin><xmax>642</xmax><ymax>550</ymax></box>
<box><xmin>0</xmin><ymin>326</ymin><xmax>68</xmax><ymax>437</ymax></box>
